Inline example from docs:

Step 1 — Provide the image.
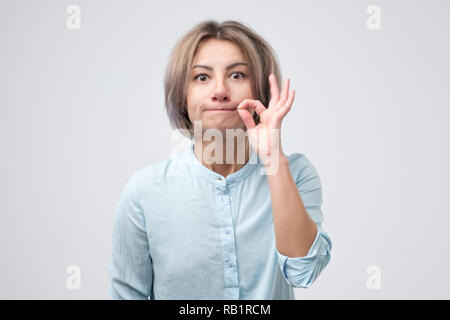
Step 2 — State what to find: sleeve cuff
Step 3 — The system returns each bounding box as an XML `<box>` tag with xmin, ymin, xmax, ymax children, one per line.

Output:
<box><xmin>276</xmin><ymin>230</ymin><xmax>332</xmax><ymax>288</ymax></box>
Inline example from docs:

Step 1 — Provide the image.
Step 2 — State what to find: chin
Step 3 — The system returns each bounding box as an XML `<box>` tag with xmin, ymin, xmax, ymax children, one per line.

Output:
<box><xmin>203</xmin><ymin>122</ymin><xmax>247</xmax><ymax>134</ymax></box>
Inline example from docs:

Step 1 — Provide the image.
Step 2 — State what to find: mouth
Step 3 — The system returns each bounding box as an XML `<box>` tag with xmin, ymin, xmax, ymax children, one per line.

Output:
<box><xmin>205</xmin><ymin>107</ymin><xmax>238</xmax><ymax>111</ymax></box>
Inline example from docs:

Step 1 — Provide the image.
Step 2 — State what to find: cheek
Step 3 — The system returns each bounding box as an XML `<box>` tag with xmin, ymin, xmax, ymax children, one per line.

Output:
<box><xmin>186</xmin><ymin>94</ymin><xmax>198</xmax><ymax>111</ymax></box>
<box><xmin>187</xmin><ymin>88</ymin><xmax>204</xmax><ymax>105</ymax></box>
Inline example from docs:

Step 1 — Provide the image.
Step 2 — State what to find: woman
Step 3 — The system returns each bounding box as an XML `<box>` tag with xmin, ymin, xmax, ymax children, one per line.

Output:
<box><xmin>109</xmin><ymin>19</ymin><xmax>332</xmax><ymax>300</ymax></box>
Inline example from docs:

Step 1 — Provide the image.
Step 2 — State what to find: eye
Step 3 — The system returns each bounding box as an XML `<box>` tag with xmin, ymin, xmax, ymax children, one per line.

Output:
<box><xmin>231</xmin><ymin>71</ymin><xmax>245</xmax><ymax>80</ymax></box>
<box><xmin>193</xmin><ymin>73</ymin><xmax>208</xmax><ymax>82</ymax></box>
<box><xmin>193</xmin><ymin>71</ymin><xmax>246</xmax><ymax>82</ymax></box>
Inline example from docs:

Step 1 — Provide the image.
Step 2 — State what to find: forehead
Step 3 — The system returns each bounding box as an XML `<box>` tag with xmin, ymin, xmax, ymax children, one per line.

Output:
<box><xmin>192</xmin><ymin>39</ymin><xmax>246</xmax><ymax>64</ymax></box>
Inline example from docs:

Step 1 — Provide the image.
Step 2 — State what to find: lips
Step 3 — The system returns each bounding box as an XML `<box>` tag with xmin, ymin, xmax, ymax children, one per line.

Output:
<box><xmin>205</xmin><ymin>106</ymin><xmax>237</xmax><ymax>111</ymax></box>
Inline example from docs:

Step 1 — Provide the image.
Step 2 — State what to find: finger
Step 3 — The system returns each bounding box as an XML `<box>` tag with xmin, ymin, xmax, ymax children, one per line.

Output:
<box><xmin>237</xmin><ymin>99</ymin><xmax>266</xmax><ymax>117</ymax></box>
<box><xmin>279</xmin><ymin>78</ymin><xmax>290</xmax><ymax>106</ymax></box>
<box><xmin>237</xmin><ymin>108</ymin><xmax>256</xmax><ymax>129</ymax></box>
<box><xmin>269</xmin><ymin>73</ymin><xmax>280</xmax><ymax>103</ymax></box>
<box><xmin>279</xmin><ymin>89</ymin><xmax>295</xmax><ymax>118</ymax></box>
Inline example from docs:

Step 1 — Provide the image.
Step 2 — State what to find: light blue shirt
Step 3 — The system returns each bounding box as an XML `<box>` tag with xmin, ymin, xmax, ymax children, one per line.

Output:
<box><xmin>109</xmin><ymin>141</ymin><xmax>332</xmax><ymax>299</ymax></box>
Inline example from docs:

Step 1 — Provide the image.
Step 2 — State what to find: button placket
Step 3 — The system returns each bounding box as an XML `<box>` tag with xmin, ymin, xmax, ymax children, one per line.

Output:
<box><xmin>214</xmin><ymin>178</ymin><xmax>239</xmax><ymax>289</ymax></box>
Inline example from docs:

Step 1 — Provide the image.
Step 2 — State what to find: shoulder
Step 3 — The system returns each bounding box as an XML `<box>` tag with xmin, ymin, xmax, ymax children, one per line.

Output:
<box><xmin>131</xmin><ymin>148</ymin><xmax>190</xmax><ymax>189</ymax></box>
<box><xmin>134</xmin><ymin>160</ymin><xmax>167</xmax><ymax>183</ymax></box>
<box><xmin>285</xmin><ymin>152</ymin><xmax>320</xmax><ymax>182</ymax></box>
<box><xmin>286</xmin><ymin>152</ymin><xmax>325</xmax><ymax>223</ymax></box>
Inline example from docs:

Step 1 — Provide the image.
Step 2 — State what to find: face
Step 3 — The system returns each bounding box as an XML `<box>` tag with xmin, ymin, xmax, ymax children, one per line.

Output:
<box><xmin>186</xmin><ymin>39</ymin><xmax>255</xmax><ymax>135</ymax></box>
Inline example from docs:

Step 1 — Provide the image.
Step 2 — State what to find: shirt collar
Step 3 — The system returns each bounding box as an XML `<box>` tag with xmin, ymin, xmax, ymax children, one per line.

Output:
<box><xmin>186</xmin><ymin>140</ymin><xmax>260</xmax><ymax>185</ymax></box>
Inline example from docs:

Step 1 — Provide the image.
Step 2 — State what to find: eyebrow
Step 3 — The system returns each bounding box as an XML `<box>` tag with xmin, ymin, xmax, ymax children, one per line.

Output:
<box><xmin>191</xmin><ymin>62</ymin><xmax>248</xmax><ymax>71</ymax></box>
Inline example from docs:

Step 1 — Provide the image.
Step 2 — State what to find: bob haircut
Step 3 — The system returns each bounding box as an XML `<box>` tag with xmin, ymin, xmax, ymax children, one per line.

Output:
<box><xmin>164</xmin><ymin>19</ymin><xmax>283</xmax><ymax>139</ymax></box>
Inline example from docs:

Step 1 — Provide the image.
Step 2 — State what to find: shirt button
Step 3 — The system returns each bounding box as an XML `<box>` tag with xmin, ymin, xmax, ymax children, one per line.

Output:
<box><xmin>228</xmin><ymin>263</ymin><xmax>233</xmax><ymax>268</ymax></box>
<box><xmin>225</xmin><ymin>230</ymin><xmax>229</xmax><ymax>235</ymax></box>
<box><xmin>229</xmin><ymin>196</ymin><xmax>233</xmax><ymax>202</ymax></box>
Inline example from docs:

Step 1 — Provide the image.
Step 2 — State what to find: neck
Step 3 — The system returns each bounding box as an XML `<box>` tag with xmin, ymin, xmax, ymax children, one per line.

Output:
<box><xmin>193</xmin><ymin>135</ymin><xmax>250</xmax><ymax>178</ymax></box>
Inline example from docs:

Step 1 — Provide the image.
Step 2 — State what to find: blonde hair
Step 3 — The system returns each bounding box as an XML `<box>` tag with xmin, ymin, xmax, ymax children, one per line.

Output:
<box><xmin>164</xmin><ymin>19</ymin><xmax>283</xmax><ymax>139</ymax></box>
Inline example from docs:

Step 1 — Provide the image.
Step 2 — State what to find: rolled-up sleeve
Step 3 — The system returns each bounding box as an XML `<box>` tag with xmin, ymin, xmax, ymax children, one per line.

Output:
<box><xmin>109</xmin><ymin>171</ymin><xmax>153</xmax><ymax>299</ymax></box>
<box><xmin>276</xmin><ymin>154</ymin><xmax>332</xmax><ymax>288</ymax></box>
<box><xmin>276</xmin><ymin>223</ymin><xmax>332</xmax><ymax>288</ymax></box>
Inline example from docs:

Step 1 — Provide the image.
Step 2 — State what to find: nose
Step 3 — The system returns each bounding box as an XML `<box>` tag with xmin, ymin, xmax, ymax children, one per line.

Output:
<box><xmin>211</xmin><ymin>78</ymin><xmax>230</xmax><ymax>103</ymax></box>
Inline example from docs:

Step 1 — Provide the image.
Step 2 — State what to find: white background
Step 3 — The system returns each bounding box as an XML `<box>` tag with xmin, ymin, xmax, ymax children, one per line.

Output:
<box><xmin>0</xmin><ymin>0</ymin><xmax>449</xmax><ymax>299</ymax></box>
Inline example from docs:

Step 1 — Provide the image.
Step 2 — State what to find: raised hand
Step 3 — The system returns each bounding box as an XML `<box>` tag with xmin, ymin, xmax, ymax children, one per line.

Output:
<box><xmin>236</xmin><ymin>73</ymin><xmax>295</xmax><ymax>165</ymax></box>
